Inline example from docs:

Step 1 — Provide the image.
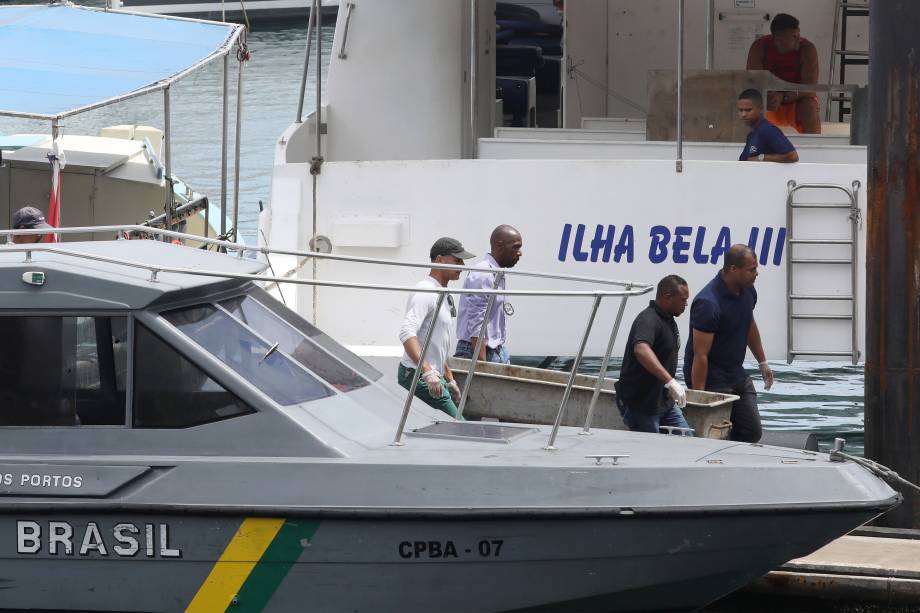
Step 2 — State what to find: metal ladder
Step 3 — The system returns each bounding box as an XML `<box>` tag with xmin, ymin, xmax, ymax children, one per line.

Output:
<box><xmin>786</xmin><ymin>180</ymin><xmax>861</xmax><ymax>365</ymax></box>
<box><xmin>825</xmin><ymin>0</ymin><xmax>869</xmax><ymax>122</ymax></box>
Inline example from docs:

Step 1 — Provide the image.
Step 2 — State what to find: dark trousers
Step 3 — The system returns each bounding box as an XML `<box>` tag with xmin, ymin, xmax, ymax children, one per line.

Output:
<box><xmin>711</xmin><ymin>376</ymin><xmax>761</xmax><ymax>443</ymax></box>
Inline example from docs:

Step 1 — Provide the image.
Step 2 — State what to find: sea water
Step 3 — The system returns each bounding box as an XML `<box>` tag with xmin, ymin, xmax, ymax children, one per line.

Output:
<box><xmin>539</xmin><ymin>357</ymin><xmax>866</xmax><ymax>455</ymax></box>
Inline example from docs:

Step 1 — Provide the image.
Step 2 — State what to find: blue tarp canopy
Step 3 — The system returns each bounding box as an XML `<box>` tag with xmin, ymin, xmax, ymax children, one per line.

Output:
<box><xmin>0</xmin><ymin>4</ymin><xmax>241</xmax><ymax>119</ymax></box>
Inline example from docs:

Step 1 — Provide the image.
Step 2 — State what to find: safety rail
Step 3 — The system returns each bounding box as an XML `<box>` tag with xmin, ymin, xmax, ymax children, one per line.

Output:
<box><xmin>0</xmin><ymin>225</ymin><xmax>646</xmax><ymax>289</ymax></box>
<box><xmin>785</xmin><ymin>181</ymin><xmax>861</xmax><ymax>365</ymax></box>
<box><xmin>0</xmin><ymin>224</ymin><xmax>653</xmax><ymax>449</ymax></box>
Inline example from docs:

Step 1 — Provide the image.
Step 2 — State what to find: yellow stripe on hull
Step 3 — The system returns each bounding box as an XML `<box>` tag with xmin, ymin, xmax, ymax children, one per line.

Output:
<box><xmin>185</xmin><ymin>517</ymin><xmax>285</xmax><ymax>613</ymax></box>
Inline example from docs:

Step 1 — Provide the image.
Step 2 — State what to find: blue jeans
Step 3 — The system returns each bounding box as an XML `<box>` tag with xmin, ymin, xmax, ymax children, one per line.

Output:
<box><xmin>618</xmin><ymin>403</ymin><xmax>692</xmax><ymax>435</ymax></box>
<box><xmin>454</xmin><ymin>339</ymin><xmax>510</xmax><ymax>364</ymax></box>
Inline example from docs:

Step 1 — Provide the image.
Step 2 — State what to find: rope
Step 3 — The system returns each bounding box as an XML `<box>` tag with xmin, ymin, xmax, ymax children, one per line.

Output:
<box><xmin>832</xmin><ymin>450</ymin><xmax>920</xmax><ymax>494</ymax></box>
<box><xmin>568</xmin><ymin>65</ymin><xmax>647</xmax><ymax>114</ymax></box>
<box><xmin>238</xmin><ymin>0</ymin><xmax>251</xmax><ymax>32</ymax></box>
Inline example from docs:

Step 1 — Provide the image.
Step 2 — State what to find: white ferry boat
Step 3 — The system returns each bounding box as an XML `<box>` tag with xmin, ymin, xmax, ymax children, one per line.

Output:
<box><xmin>260</xmin><ymin>0</ymin><xmax>869</xmax><ymax>363</ymax></box>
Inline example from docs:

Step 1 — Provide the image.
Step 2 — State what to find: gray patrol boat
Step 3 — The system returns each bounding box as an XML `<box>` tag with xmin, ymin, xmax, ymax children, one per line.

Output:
<box><xmin>0</xmin><ymin>229</ymin><xmax>898</xmax><ymax>612</ymax></box>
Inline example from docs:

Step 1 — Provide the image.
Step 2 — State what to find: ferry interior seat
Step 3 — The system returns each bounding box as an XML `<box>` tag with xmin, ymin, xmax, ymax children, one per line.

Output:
<box><xmin>495</xmin><ymin>47</ymin><xmax>542</xmax><ymax>127</ymax></box>
<box><xmin>535</xmin><ymin>56</ymin><xmax>562</xmax><ymax>127</ymax></box>
<box><xmin>495</xmin><ymin>2</ymin><xmax>542</xmax><ymax>23</ymax></box>
<box><xmin>496</xmin><ymin>45</ymin><xmax>544</xmax><ymax>79</ymax></box>
<box><xmin>495</xmin><ymin>6</ymin><xmax>564</xmax><ymax>128</ymax></box>
<box><xmin>496</xmin><ymin>77</ymin><xmax>535</xmax><ymax>128</ymax></box>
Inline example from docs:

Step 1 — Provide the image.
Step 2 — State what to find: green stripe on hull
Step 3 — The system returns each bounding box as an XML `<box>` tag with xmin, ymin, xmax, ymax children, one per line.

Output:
<box><xmin>229</xmin><ymin>519</ymin><xmax>320</xmax><ymax>613</ymax></box>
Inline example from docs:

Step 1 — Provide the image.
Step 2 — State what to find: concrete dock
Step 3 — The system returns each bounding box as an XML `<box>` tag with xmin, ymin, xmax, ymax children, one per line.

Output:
<box><xmin>748</xmin><ymin>532</ymin><xmax>920</xmax><ymax>605</ymax></box>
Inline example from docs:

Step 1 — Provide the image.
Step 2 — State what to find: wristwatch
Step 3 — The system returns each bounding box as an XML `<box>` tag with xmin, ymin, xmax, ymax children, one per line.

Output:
<box><xmin>757</xmin><ymin>153</ymin><xmax>765</xmax><ymax>161</ymax></box>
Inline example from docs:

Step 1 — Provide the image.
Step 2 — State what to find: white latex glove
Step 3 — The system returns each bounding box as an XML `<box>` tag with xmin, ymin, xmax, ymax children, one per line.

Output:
<box><xmin>447</xmin><ymin>380</ymin><xmax>461</xmax><ymax>405</ymax></box>
<box><xmin>423</xmin><ymin>370</ymin><xmax>443</xmax><ymax>399</ymax></box>
<box><xmin>665</xmin><ymin>378</ymin><xmax>687</xmax><ymax>408</ymax></box>
<box><xmin>759</xmin><ymin>361</ymin><xmax>774</xmax><ymax>391</ymax></box>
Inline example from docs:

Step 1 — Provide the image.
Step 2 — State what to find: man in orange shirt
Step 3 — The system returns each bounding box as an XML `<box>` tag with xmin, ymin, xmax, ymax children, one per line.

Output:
<box><xmin>746</xmin><ymin>13</ymin><xmax>821</xmax><ymax>134</ymax></box>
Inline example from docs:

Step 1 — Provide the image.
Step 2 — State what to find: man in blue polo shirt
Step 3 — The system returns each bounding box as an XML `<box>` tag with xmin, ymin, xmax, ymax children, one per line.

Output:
<box><xmin>737</xmin><ymin>89</ymin><xmax>799</xmax><ymax>163</ymax></box>
<box><xmin>683</xmin><ymin>245</ymin><xmax>774</xmax><ymax>442</ymax></box>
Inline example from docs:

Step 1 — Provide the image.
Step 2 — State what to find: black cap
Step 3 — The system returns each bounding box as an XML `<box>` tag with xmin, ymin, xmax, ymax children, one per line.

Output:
<box><xmin>430</xmin><ymin>237</ymin><xmax>475</xmax><ymax>260</ymax></box>
<box><xmin>13</xmin><ymin>206</ymin><xmax>51</xmax><ymax>230</ymax></box>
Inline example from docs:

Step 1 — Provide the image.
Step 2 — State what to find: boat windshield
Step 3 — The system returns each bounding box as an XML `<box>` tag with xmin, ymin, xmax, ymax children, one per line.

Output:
<box><xmin>219</xmin><ymin>291</ymin><xmax>376</xmax><ymax>392</ymax></box>
<box><xmin>238</xmin><ymin>287</ymin><xmax>382</xmax><ymax>382</ymax></box>
<box><xmin>164</xmin><ymin>304</ymin><xmax>335</xmax><ymax>406</ymax></box>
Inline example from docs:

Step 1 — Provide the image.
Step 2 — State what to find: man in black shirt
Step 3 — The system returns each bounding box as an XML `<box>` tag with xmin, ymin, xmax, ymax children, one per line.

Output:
<box><xmin>614</xmin><ymin>275</ymin><xmax>691</xmax><ymax>434</ymax></box>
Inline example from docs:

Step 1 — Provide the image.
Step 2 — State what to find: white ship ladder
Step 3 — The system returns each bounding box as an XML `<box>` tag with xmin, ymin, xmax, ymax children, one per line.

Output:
<box><xmin>785</xmin><ymin>180</ymin><xmax>861</xmax><ymax>365</ymax></box>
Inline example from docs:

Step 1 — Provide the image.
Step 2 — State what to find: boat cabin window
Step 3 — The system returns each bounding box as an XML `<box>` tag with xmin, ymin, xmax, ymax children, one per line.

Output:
<box><xmin>133</xmin><ymin>324</ymin><xmax>255</xmax><ymax>428</ymax></box>
<box><xmin>243</xmin><ymin>287</ymin><xmax>382</xmax><ymax>382</ymax></box>
<box><xmin>220</xmin><ymin>292</ymin><xmax>371</xmax><ymax>392</ymax></box>
<box><xmin>163</xmin><ymin>304</ymin><xmax>334</xmax><ymax>406</ymax></box>
<box><xmin>0</xmin><ymin>316</ymin><xmax>127</xmax><ymax>426</ymax></box>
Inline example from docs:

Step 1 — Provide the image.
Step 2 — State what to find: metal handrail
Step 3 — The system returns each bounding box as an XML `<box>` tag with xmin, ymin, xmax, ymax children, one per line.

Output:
<box><xmin>456</xmin><ymin>271</ymin><xmax>504</xmax><ymax>419</ymax></box>
<box><xmin>0</xmin><ymin>242</ymin><xmax>649</xmax><ymax>299</ymax></box>
<box><xmin>0</xmin><ymin>225</ymin><xmax>653</xmax><ymax>292</ymax></box>
<box><xmin>393</xmin><ymin>293</ymin><xmax>446</xmax><ymax>445</ymax></box>
<box><xmin>545</xmin><ymin>295</ymin><xmax>602</xmax><ymax>449</ymax></box>
<box><xmin>295</xmin><ymin>0</ymin><xmax>317</xmax><ymax>123</ymax></box>
<box><xmin>785</xmin><ymin>180</ymin><xmax>861</xmax><ymax>365</ymax></box>
<box><xmin>337</xmin><ymin>2</ymin><xmax>355</xmax><ymax>60</ymax></box>
<box><xmin>0</xmin><ymin>229</ymin><xmax>652</xmax><ymax>449</ymax></box>
<box><xmin>581</xmin><ymin>294</ymin><xmax>630</xmax><ymax>434</ymax></box>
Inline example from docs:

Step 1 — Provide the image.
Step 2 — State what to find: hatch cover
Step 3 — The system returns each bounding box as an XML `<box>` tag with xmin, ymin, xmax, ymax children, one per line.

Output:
<box><xmin>408</xmin><ymin>421</ymin><xmax>538</xmax><ymax>444</ymax></box>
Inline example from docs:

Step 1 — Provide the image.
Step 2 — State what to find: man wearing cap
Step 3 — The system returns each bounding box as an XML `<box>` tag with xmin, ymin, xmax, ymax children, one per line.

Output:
<box><xmin>455</xmin><ymin>224</ymin><xmax>523</xmax><ymax>363</ymax></box>
<box><xmin>398</xmin><ymin>237</ymin><xmax>475</xmax><ymax>418</ymax></box>
<box><xmin>11</xmin><ymin>206</ymin><xmax>52</xmax><ymax>244</ymax></box>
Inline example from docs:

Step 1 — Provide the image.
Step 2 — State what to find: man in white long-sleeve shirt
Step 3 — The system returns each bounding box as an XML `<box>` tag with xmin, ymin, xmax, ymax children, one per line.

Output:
<box><xmin>398</xmin><ymin>237</ymin><xmax>475</xmax><ymax>417</ymax></box>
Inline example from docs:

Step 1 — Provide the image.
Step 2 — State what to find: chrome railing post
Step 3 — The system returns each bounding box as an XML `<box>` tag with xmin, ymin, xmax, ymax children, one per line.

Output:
<box><xmin>850</xmin><ymin>180</ymin><xmax>861</xmax><ymax>366</ymax></box>
<box><xmin>393</xmin><ymin>292</ymin><xmax>446</xmax><ymax>446</ymax></box>
<box><xmin>582</xmin><ymin>293</ymin><xmax>629</xmax><ymax>434</ymax></box>
<box><xmin>675</xmin><ymin>0</ymin><xmax>685</xmax><ymax>173</ymax></box>
<box><xmin>295</xmin><ymin>0</ymin><xmax>317</xmax><ymax>123</ymax></box>
<box><xmin>457</xmin><ymin>271</ymin><xmax>504</xmax><ymax>419</ymax></box>
<box><xmin>786</xmin><ymin>180</ymin><xmax>796</xmax><ymax>364</ymax></box>
<box><xmin>337</xmin><ymin>3</ymin><xmax>355</xmax><ymax>59</ymax></box>
<box><xmin>231</xmin><ymin>30</ymin><xmax>248</xmax><ymax>242</ymax></box>
<box><xmin>545</xmin><ymin>294</ymin><xmax>602</xmax><ymax>450</ymax></box>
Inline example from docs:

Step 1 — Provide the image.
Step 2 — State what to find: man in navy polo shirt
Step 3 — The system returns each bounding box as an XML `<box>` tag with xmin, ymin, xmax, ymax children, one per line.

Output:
<box><xmin>683</xmin><ymin>245</ymin><xmax>774</xmax><ymax>442</ymax></box>
<box><xmin>737</xmin><ymin>89</ymin><xmax>799</xmax><ymax>163</ymax></box>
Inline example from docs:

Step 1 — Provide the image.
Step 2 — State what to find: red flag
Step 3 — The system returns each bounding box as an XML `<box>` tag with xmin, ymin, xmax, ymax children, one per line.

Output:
<box><xmin>46</xmin><ymin>139</ymin><xmax>65</xmax><ymax>243</ymax></box>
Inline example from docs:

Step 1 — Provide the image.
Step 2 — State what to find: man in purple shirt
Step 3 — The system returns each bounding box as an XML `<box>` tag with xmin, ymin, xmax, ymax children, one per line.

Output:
<box><xmin>455</xmin><ymin>225</ymin><xmax>523</xmax><ymax>363</ymax></box>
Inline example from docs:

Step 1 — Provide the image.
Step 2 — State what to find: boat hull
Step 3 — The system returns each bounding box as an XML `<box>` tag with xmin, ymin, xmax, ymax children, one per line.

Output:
<box><xmin>0</xmin><ymin>505</ymin><xmax>890</xmax><ymax>612</ymax></box>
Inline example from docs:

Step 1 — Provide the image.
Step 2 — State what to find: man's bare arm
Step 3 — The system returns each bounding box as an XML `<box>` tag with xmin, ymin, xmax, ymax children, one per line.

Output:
<box><xmin>747</xmin><ymin>318</ymin><xmax>767</xmax><ymax>363</ymax></box>
<box><xmin>468</xmin><ymin>336</ymin><xmax>488</xmax><ymax>361</ymax></box>
<box><xmin>799</xmin><ymin>40</ymin><xmax>819</xmax><ymax>94</ymax></box>
<box><xmin>402</xmin><ymin>337</ymin><xmax>433</xmax><ymax>374</ymax></box>
<box><xmin>747</xmin><ymin>150</ymin><xmax>799</xmax><ymax>163</ymax></box>
<box><xmin>633</xmin><ymin>342</ymin><xmax>672</xmax><ymax>384</ymax></box>
<box><xmin>782</xmin><ymin>40</ymin><xmax>819</xmax><ymax>102</ymax></box>
<box><xmin>690</xmin><ymin>329</ymin><xmax>715</xmax><ymax>390</ymax></box>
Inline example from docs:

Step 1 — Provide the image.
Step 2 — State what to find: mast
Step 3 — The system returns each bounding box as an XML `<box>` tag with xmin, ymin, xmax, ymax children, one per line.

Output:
<box><xmin>865</xmin><ymin>0</ymin><xmax>920</xmax><ymax>528</ymax></box>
